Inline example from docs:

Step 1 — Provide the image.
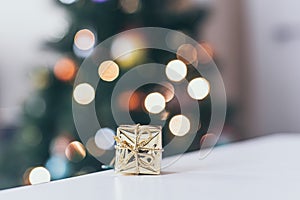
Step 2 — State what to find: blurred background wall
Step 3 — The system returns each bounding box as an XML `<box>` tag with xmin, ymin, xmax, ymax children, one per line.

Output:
<box><xmin>0</xmin><ymin>0</ymin><xmax>66</xmax><ymax>125</ymax></box>
<box><xmin>242</xmin><ymin>0</ymin><xmax>300</xmax><ymax>136</ymax></box>
<box><xmin>200</xmin><ymin>0</ymin><xmax>300</xmax><ymax>137</ymax></box>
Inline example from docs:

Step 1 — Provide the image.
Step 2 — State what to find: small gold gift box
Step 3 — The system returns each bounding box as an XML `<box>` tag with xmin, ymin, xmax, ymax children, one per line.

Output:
<box><xmin>114</xmin><ymin>124</ymin><xmax>162</xmax><ymax>175</ymax></box>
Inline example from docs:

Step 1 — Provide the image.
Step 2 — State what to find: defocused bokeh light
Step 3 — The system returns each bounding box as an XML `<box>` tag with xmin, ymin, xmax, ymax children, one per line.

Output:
<box><xmin>28</xmin><ymin>167</ymin><xmax>51</xmax><ymax>185</ymax></box>
<box><xmin>169</xmin><ymin>115</ymin><xmax>191</xmax><ymax>136</ymax></box>
<box><xmin>65</xmin><ymin>141</ymin><xmax>86</xmax><ymax>162</ymax></box>
<box><xmin>144</xmin><ymin>92</ymin><xmax>166</xmax><ymax>114</ymax></box>
<box><xmin>29</xmin><ymin>67</ymin><xmax>50</xmax><ymax>90</ymax></box>
<box><xmin>176</xmin><ymin>44</ymin><xmax>198</xmax><ymax>65</ymax></box>
<box><xmin>45</xmin><ymin>156</ymin><xmax>69</xmax><ymax>179</ymax></box>
<box><xmin>50</xmin><ymin>135</ymin><xmax>71</xmax><ymax>156</ymax></box>
<box><xmin>54</xmin><ymin>58</ymin><xmax>77</xmax><ymax>82</ymax></box>
<box><xmin>120</xmin><ymin>0</ymin><xmax>140</xmax><ymax>14</ymax></box>
<box><xmin>73</xmin><ymin>83</ymin><xmax>95</xmax><ymax>105</ymax></box>
<box><xmin>94</xmin><ymin>128</ymin><xmax>115</xmax><ymax>150</ymax></box>
<box><xmin>21</xmin><ymin>125</ymin><xmax>42</xmax><ymax>147</ymax></box>
<box><xmin>118</xmin><ymin>90</ymin><xmax>142</xmax><ymax>111</ymax></box>
<box><xmin>187</xmin><ymin>77</ymin><xmax>210</xmax><ymax>100</ymax></box>
<box><xmin>24</xmin><ymin>96</ymin><xmax>46</xmax><ymax>118</ymax></box>
<box><xmin>98</xmin><ymin>60</ymin><xmax>119</xmax><ymax>82</ymax></box>
<box><xmin>74</xmin><ymin>29</ymin><xmax>95</xmax><ymax>51</ymax></box>
<box><xmin>165</xmin><ymin>60</ymin><xmax>187</xmax><ymax>82</ymax></box>
<box><xmin>110</xmin><ymin>32</ymin><xmax>146</xmax><ymax>68</ymax></box>
<box><xmin>73</xmin><ymin>29</ymin><xmax>96</xmax><ymax>57</ymax></box>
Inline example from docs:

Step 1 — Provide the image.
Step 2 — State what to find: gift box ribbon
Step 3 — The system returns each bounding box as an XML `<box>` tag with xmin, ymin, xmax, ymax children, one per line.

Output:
<box><xmin>114</xmin><ymin>124</ymin><xmax>162</xmax><ymax>174</ymax></box>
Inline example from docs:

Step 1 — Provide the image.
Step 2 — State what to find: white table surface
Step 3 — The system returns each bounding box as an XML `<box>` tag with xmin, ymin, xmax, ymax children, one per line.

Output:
<box><xmin>1</xmin><ymin>133</ymin><xmax>300</xmax><ymax>200</ymax></box>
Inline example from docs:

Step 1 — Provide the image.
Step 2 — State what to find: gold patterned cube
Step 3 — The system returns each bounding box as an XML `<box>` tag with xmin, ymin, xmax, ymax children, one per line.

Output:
<box><xmin>114</xmin><ymin>124</ymin><xmax>162</xmax><ymax>175</ymax></box>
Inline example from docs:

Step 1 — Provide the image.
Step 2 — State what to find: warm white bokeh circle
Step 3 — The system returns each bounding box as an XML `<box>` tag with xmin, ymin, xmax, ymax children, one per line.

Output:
<box><xmin>73</xmin><ymin>83</ymin><xmax>95</xmax><ymax>105</ymax></box>
<box><xmin>169</xmin><ymin>115</ymin><xmax>191</xmax><ymax>136</ymax></box>
<box><xmin>74</xmin><ymin>29</ymin><xmax>95</xmax><ymax>50</ymax></box>
<box><xmin>29</xmin><ymin>167</ymin><xmax>51</xmax><ymax>185</ymax></box>
<box><xmin>144</xmin><ymin>92</ymin><xmax>166</xmax><ymax>114</ymax></box>
<box><xmin>187</xmin><ymin>77</ymin><xmax>210</xmax><ymax>100</ymax></box>
<box><xmin>165</xmin><ymin>59</ymin><xmax>187</xmax><ymax>82</ymax></box>
<box><xmin>94</xmin><ymin>128</ymin><xmax>116</xmax><ymax>150</ymax></box>
<box><xmin>98</xmin><ymin>60</ymin><xmax>120</xmax><ymax>82</ymax></box>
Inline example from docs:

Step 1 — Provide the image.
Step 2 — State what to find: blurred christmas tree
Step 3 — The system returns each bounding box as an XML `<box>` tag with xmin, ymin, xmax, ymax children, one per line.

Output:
<box><xmin>0</xmin><ymin>0</ymin><xmax>219</xmax><ymax>189</ymax></box>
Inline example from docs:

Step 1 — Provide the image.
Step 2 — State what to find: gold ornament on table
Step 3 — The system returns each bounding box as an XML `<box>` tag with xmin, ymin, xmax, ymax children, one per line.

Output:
<box><xmin>114</xmin><ymin>124</ymin><xmax>162</xmax><ymax>175</ymax></box>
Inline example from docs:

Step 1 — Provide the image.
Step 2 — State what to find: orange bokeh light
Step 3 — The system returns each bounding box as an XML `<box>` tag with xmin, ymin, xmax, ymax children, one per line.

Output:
<box><xmin>54</xmin><ymin>58</ymin><xmax>77</xmax><ymax>81</ymax></box>
<box><xmin>118</xmin><ymin>91</ymin><xmax>143</xmax><ymax>111</ymax></box>
<box><xmin>65</xmin><ymin>141</ymin><xmax>86</xmax><ymax>162</ymax></box>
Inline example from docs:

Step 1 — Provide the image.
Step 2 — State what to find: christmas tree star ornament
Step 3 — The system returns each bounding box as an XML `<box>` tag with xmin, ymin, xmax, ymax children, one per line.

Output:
<box><xmin>114</xmin><ymin>124</ymin><xmax>162</xmax><ymax>175</ymax></box>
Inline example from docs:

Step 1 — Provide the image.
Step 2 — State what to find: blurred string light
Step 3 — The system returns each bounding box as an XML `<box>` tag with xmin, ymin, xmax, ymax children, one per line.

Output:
<box><xmin>45</xmin><ymin>156</ymin><xmax>69</xmax><ymax>179</ymax></box>
<box><xmin>98</xmin><ymin>60</ymin><xmax>119</xmax><ymax>82</ymax></box>
<box><xmin>197</xmin><ymin>42</ymin><xmax>214</xmax><ymax>64</ymax></box>
<box><xmin>86</xmin><ymin>137</ymin><xmax>105</xmax><ymax>157</ymax></box>
<box><xmin>29</xmin><ymin>67</ymin><xmax>50</xmax><ymax>90</ymax></box>
<box><xmin>21</xmin><ymin>125</ymin><xmax>42</xmax><ymax>147</ymax></box>
<box><xmin>165</xmin><ymin>31</ymin><xmax>186</xmax><ymax>50</ymax></box>
<box><xmin>176</xmin><ymin>44</ymin><xmax>198</xmax><ymax>65</ymax></box>
<box><xmin>74</xmin><ymin>29</ymin><xmax>95</xmax><ymax>50</ymax></box>
<box><xmin>169</xmin><ymin>115</ymin><xmax>191</xmax><ymax>136</ymax></box>
<box><xmin>187</xmin><ymin>77</ymin><xmax>210</xmax><ymax>100</ymax></box>
<box><xmin>158</xmin><ymin>82</ymin><xmax>175</xmax><ymax>102</ymax></box>
<box><xmin>54</xmin><ymin>57</ymin><xmax>77</xmax><ymax>82</ymax></box>
<box><xmin>65</xmin><ymin>141</ymin><xmax>86</xmax><ymax>162</ymax></box>
<box><xmin>25</xmin><ymin>96</ymin><xmax>46</xmax><ymax>118</ymax></box>
<box><xmin>73</xmin><ymin>83</ymin><xmax>95</xmax><ymax>105</ymax></box>
<box><xmin>118</xmin><ymin>90</ymin><xmax>142</xmax><ymax>111</ymax></box>
<box><xmin>144</xmin><ymin>92</ymin><xmax>166</xmax><ymax>114</ymax></box>
<box><xmin>73</xmin><ymin>29</ymin><xmax>96</xmax><ymax>58</ymax></box>
<box><xmin>120</xmin><ymin>0</ymin><xmax>140</xmax><ymax>14</ymax></box>
<box><xmin>28</xmin><ymin>167</ymin><xmax>51</xmax><ymax>185</ymax></box>
<box><xmin>165</xmin><ymin>59</ymin><xmax>187</xmax><ymax>82</ymax></box>
<box><xmin>59</xmin><ymin>0</ymin><xmax>77</xmax><ymax>4</ymax></box>
<box><xmin>111</xmin><ymin>32</ymin><xmax>146</xmax><ymax>68</ymax></box>
<box><xmin>94</xmin><ymin>128</ymin><xmax>115</xmax><ymax>150</ymax></box>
